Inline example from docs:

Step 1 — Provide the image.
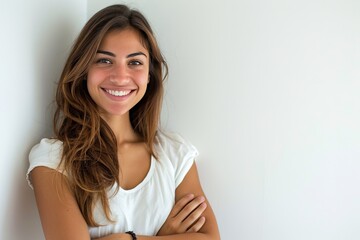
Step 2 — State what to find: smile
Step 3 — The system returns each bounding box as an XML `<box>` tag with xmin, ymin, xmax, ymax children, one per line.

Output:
<box><xmin>104</xmin><ymin>89</ymin><xmax>132</xmax><ymax>97</ymax></box>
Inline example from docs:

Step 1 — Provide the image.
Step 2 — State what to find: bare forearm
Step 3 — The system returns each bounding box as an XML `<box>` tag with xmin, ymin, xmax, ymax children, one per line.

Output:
<box><xmin>140</xmin><ymin>232</ymin><xmax>219</xmax><ymax>240</ymax></box>
<box><xmin>95</xmin><ymin>232</ymin><xmax>219</xmax><ymax>240</ymax></box>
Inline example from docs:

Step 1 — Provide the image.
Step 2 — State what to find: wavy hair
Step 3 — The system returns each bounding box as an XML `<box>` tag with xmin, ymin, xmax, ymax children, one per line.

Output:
<box><xmin>54</xmin><ymin>4</ymin><xmax>168</xmax><ymax>226</ymax></box>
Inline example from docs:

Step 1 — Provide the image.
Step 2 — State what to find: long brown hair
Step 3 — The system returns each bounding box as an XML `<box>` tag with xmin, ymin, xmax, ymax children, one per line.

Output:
<box><xmin>54</xmin><ymin>4</ymin><xmax>168</xmax><ymax>226</ymax></box>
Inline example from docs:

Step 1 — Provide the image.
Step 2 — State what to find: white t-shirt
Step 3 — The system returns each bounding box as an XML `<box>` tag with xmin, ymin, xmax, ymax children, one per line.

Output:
<box><xmin>27</xmin><ymin>131</ymin><xmax>198</xmax><ymax>238</ymax></box>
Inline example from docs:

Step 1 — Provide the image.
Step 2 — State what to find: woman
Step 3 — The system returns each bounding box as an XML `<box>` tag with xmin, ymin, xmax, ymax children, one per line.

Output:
<box><xmin>27</xmin><ymin>4</ymin><xmax>220</xmax><ymax>240</ymax></box>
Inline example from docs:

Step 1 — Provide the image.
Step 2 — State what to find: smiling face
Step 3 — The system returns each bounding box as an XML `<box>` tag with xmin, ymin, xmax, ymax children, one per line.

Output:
<box><xmin>87</xmin><ymin>28</ymin><xmax>150</xmax><ymax>120</ymax></box>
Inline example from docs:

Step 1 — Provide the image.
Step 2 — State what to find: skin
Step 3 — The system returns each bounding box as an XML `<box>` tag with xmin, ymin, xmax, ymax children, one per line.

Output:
<box><xmin>31</xmin><ymin>28</ymin><xmax>220</xmax><ymax>240</ymax></box>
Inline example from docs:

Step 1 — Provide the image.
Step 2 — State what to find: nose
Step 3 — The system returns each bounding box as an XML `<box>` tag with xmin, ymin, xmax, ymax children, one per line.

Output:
<box><xmin>108</xmin><ymin>63</ymin><xmax>130</xmax><ymax>84</ymax></box>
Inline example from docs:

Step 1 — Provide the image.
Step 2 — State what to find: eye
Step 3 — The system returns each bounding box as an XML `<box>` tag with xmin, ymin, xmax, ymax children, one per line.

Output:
<box><xmin>96</xmin><ymin>58</ymin><xmax>112</xmax><ymax>64</ymax></box>
<box><xmin>128</xmin><ymin>60</ymin><xmax>142</xmax><ymax>66</ymax></box>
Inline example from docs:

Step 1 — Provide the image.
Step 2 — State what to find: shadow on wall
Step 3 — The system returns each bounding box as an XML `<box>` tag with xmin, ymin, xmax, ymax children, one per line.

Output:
<box><xmin>1</xmin><ymin>6</ymin><xmax>83</xmax><ymax>239</ymax></box>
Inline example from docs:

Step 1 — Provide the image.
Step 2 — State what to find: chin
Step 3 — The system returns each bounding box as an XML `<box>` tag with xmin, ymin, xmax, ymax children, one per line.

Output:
<box><xmin>99</xmin><ymin>107</ymin><xmax>131</xmax><ymax>118</ymax></box>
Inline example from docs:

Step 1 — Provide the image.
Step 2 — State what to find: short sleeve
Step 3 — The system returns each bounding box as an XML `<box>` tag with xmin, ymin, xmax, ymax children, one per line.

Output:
<box><xmin>156</xmin><ymin>131</ymin><xmax>199</xmax><ymax>188</ymax></box>
<box><xmin>26</xmin><ymin>138</ymin><xmax>64</xmax><ymax>189</ymax></box>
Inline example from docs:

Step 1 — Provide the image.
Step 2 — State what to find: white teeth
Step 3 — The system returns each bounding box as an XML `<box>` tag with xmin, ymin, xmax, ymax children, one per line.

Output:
<box><xmin>105</xmin><ymin>89</ymin><xmax>131</xmax><ymax>97</ymax></box>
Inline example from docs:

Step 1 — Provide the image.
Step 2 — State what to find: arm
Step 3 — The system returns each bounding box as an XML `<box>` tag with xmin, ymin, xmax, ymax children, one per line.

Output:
<box><xmin>32</xmin><ymin>164</ymin><xmax>220</xmax><ymax>240</ymax></box>
<box><xmin>31</xmin><ymin>167</ymin><xmax>90</xmax><ymax>240</ymax></box>
<box><xmin>97</xmin><ymin>163</ymin><xmax>220</xmax><ymax>240</ymax></box>
<box><xmin>173</xmin><ymin>162</ymin><xmax>220</xmax><ymax>239</ymax></box>
<box><xmin>32</xmin><ymin>167</ymin><xmax>136</xmax><ymax>240</ymax></box>
<box><xmin>140</xmin><ymin>162</ymin><xmax>220</xmax><ymax>240</ymax></box>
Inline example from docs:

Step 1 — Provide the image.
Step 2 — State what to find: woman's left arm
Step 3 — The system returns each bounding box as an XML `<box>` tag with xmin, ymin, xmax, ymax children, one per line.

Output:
<box><xmin>168</xmin><ymin>162</ymin><xmax>220</xmax><ymax>237</ymax></box>
<box><xmin>152</xmin><ymin>162</ymin><xmax>221</xmax><ymax>239</ymax></box>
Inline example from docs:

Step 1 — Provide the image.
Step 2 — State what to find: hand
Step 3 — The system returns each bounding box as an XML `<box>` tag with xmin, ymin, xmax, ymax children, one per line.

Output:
<box><xmin>157</xmin><ymin>194</ymin><xmax>207</xmax><ymax>236</ymax></box>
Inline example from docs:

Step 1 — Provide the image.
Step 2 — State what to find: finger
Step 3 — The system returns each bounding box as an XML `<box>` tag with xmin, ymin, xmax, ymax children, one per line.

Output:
<box><xmin>187</xmin><ymin>216</ymin><xmax>206</xmax><ymax>233</ymax></box>
<box><xmin>175</xmin><ymin>196</ymin><xmax>206</xmax><ymax>220</ymax></box>
<box><xmin>182</xmin><ymin>202</ymin><xmax>207</xmax><ymax>228</ymax></box>
<box><xmin>169</xmin><ymin>194</ymin><xmax>195</xmax><ymax>217</ymax></box>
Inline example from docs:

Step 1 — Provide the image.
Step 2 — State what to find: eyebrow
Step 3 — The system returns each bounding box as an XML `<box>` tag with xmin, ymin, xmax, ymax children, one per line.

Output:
<box><xmin>97</xmin><ymin>50</ymin><xmax>115</xmax><ymax>57</ymax></box>
<box><xmin>96</xmin><ymin>50</ymin><xmax>147</xmax><ymax>58</ymax></box>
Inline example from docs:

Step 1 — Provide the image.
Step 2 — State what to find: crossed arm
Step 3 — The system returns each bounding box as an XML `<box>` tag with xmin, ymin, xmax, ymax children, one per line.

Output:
<box><xmin>31</xmin><ymin>163</ymin><xmax>220</xmax><ymax>240</ymax></box>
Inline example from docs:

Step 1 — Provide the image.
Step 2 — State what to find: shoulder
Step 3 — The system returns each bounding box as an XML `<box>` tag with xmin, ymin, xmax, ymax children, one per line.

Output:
<box><xmin>155</xmin><ymin>130</ymin><xmax>199</xmax><ymax>187</ymax></box>
<box><xmin>156</xmin><ymin>130</ymin><xmax>198</xmax><ymax>152</ymax></box>
<box><xmin>155</xmin><ymin>130</ymin><xmax>198</xmax><ymax>157</ymax></box>
<box><xmin>27</xmin><ymin>138</ymin><xmax>64</xmax><ymax>188</ymax></box>
<box><xmin>29</xmin><ymin>138</ymin><xmax>63</xmax><ymax>162</ymax></box>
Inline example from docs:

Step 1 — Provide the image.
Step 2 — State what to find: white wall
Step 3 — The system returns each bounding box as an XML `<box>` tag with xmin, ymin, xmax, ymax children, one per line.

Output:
<box><xmin>2</xmin><ymin>0</ymin><xmax>358</xmax><ymax>239</ymax></box>
<box><xmin>0</xmin><ymin>0</ymin><xmax>87</xmax><ymax>239</ymax></box>
<box><xmin>88</xmin><ymin>1</ymin><xmax>360</xmax><ymax>240</ymax></box>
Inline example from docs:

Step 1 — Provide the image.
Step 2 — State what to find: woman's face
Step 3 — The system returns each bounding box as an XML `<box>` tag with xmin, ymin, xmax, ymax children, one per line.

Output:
<box><xmin>87</xmin><ymin>28</ymin><xmax>150</xmax><ymax>119</ymax></box>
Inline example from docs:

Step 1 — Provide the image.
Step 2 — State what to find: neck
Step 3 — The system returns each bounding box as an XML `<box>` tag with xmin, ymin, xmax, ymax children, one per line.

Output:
<box><xmin>101</xmin><ymin>112</ymin><xmax>141</xmax><ymax>145</ymax></box>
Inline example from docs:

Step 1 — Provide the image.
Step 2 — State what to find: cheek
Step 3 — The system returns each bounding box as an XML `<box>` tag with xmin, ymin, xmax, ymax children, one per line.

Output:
<box><xmin>86</xmin><ymin>75</ymin><xmax>100</xmax><ymax>100</ymax></box>
<box><xmin>86</xmin><ymin>69</ymin><xmax>103</xmax><ymax>91</ymax></box>
<box><xmin>86</xmin><ymin>77</ymin><xmax>95</xmax><ymax>92</ymax></box>
<box><xmin>135</xmin><ymin>70</ymin><xmax>150</xmax><ymax>86</ymax></box>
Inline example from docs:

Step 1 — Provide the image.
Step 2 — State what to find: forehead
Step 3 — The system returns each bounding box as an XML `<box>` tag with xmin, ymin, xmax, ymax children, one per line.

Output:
<box><xmin>99</xmin><ymin>28</ymin><xmax>149</xmax><ymax>53</ymax></box>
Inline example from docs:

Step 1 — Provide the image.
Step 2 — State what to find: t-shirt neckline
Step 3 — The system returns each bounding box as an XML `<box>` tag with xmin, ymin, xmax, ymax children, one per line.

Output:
<box><xmin>118</xmin><ymin>156</ymin><xmax>155</xmax><ymax>194</ymax></box>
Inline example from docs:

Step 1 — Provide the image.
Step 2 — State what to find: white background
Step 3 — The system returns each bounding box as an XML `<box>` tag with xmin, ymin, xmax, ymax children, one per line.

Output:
<box><xmin>0</xmin><ymin>0</ymin><xmax>87</xmax><ymax>239</ymax></box>
<box><xmin>1</xmin><ymin>0</ymin><xmax>360</xmax><ymax>239</ymax></box>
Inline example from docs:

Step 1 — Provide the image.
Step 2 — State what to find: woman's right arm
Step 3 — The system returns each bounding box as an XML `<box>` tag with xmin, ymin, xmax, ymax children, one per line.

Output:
<box><xmin>31</xmin><ymin>166</ymin><xmax>91</xmax><ymax>240</ymax></box>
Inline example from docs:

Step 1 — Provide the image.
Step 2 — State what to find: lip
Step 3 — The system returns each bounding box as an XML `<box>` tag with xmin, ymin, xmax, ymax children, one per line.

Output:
<box><xmin>101</xmin><ymin>87</ymin><xmax>134</xmax><ymax>100</ymax></box>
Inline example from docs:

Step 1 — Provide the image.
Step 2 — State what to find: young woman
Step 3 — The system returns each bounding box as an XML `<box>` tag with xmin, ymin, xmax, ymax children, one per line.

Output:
<box><xmin>27</xmin><ymin>4</ymin><xmax>220</xmax><ymax>240</ymax></box>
